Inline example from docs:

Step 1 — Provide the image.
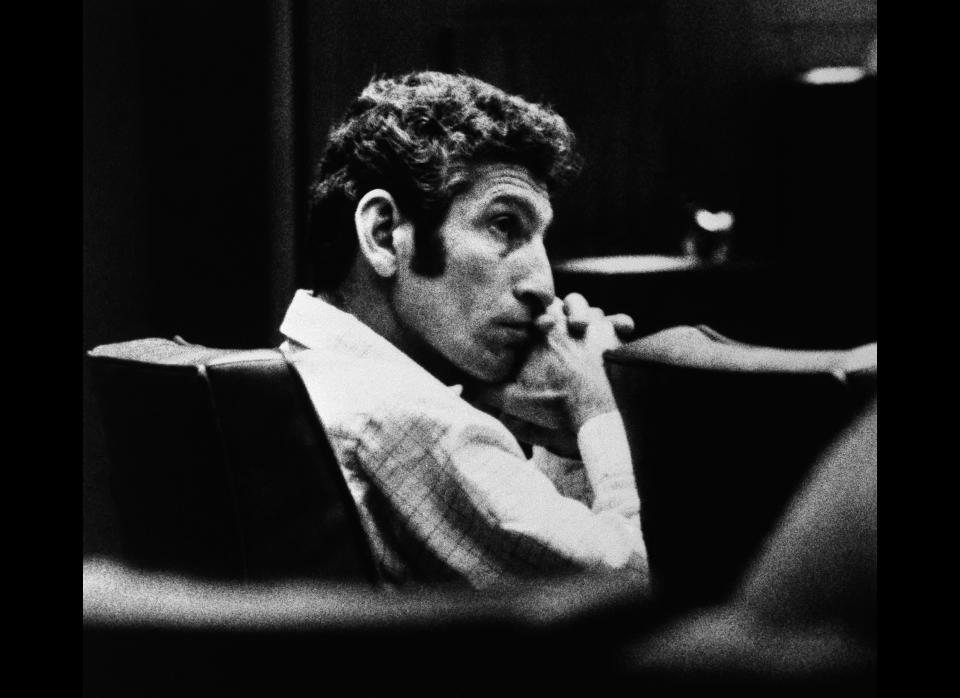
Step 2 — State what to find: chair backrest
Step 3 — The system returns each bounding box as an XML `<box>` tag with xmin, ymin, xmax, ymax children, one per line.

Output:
<box><xmin>83</xmin><ymin>557</ymin><xmax>646</xmax><ymax>696</ymax></box>
<box><xmin>604</xmin><ymin>326</ymin><xmax>876</xmax><ymax>609</ymax></box>
<box><xmin>623</xmin><ymin>399</ymin><xmax>878</xmax><ymax>692</ymax></box>
<box><xmin>86</xmin><ymin>338</ymin><xmax>378</xmax><ymax>584</ymax></box>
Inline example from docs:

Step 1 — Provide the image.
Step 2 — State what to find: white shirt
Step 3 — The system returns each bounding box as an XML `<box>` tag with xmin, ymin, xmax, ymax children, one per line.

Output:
<box><xmin>279</xmin><ymin>290</ymin><xmax>648</xmax><ymax>589</ymax></box>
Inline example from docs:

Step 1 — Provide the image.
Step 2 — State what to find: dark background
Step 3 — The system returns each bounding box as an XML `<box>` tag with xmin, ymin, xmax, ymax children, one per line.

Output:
<box><xmin>83</xmin><ymin>0</ymin><xmax>877</xmax><ymax>556</ymax></box>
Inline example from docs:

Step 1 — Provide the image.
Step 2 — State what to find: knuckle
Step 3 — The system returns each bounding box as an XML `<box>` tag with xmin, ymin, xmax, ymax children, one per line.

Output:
<box><xmin>563</xmin><ymin>292</ymin><xmax>587</xmax><ymax>309</ymax></box>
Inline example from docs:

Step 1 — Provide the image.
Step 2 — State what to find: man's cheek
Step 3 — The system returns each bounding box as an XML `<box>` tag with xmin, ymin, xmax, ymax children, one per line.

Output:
<box><xmin>476</xmin><ymin>344</ymin><xmax>520</xmax><ymax>383</ymax></box>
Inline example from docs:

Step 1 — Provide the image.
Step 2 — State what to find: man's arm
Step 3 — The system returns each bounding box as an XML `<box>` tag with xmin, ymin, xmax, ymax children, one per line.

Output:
<box><xmin>437</xmin><ymin>409</ymin><xmax>648</xmax><ymax>585</ymax></box>
<box><xmin>286</xmin><ymin>293</ymin><xmax>648</xmax><ymax>588</ymax></box>
<box><xmin>463</xmin><ymin>295</ymin><xmax>647</xmax><ymax>581</ymax></box>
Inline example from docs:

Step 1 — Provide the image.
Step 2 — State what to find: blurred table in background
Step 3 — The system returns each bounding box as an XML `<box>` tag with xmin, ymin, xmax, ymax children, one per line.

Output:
<box><xmin>553</xmin><ymin>255</ymin><xmax>876</xmax><ymax>350</ymax></box>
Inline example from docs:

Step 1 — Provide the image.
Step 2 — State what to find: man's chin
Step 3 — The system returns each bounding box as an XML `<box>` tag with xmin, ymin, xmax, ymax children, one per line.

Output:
<box><xmin>461</xmin><ymin>352</ymin><xmax>521</xmax><ymax>384</ymax></box>
<box><xmin>469</xmin><ymin>366</ymin><xmax>513</xmax><ymax>384</ymax></box>
<box><xmin>438</xmin><ymin>341</ymin><xmax>528</xmax><ymax>385</ymax></box>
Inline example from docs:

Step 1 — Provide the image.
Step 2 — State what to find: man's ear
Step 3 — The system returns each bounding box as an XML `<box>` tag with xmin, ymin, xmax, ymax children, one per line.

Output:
<box><xmin>354</xmin><ymin>189</ymin><xmax>413</xmax><ymax>279</ymax></box>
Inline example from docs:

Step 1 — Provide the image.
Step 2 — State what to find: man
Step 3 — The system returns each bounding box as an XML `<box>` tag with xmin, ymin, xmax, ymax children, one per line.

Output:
<box><xmin>278</xmin><ymin>71</ymin><xmax>649</xmax><ymax>589</ymax></box>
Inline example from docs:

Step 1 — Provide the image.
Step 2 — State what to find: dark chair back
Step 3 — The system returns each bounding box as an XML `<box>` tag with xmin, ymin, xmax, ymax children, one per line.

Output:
<box><xmin>86</xmin><ymin>338</ymin><xmax>378</xmax><ymax>584</ymax></box>
<box><xmin>604</xmin><ymin>326</ymin><xmax>876</xmax><ymax>609</ymax></box>
<box><xmin>83</xmin><ymin>557</ymin><xmax>646</xmax><ymax>697</ymax></box>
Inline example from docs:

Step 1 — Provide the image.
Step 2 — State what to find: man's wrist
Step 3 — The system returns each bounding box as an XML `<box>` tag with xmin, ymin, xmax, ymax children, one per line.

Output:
<box><xmin>576</xmin><ymin>409</ymin><xmax>639</xmax><ymax>510</ymax></box>
<box><xmin>567</xmin><ymin>379</ymin><xmax>618</xmax><ymax>431</ymax></box>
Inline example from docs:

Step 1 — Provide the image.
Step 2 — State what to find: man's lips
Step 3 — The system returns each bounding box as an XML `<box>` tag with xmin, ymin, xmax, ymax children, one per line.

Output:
<box><xmin>496</xmin><ymin>321</ymin><xmax>536</xmax><ymax>342</ymax></box>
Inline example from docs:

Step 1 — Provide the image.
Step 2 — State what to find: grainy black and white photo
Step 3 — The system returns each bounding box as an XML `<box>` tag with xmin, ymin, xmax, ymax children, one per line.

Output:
<box><xmin>83</xmin><ymin>1</ymin><xmax>877</xmax><ymax>694</ymax></box>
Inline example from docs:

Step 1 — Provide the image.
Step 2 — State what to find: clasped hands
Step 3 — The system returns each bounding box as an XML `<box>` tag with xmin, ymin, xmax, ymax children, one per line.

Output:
<box><xmin>473</xmin><ymin>293</ymin><xmax>634</xmax><ymax>457</ymax></box>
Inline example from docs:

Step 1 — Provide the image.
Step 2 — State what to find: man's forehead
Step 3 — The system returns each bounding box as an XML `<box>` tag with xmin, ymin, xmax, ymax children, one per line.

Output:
<box><xmin>465</xmin><ymin>163</ymin><xmax>552</xmax><ymax>220</ymax></box>
<box><xmin>471</xmin><ymin>162</ymin><xmax>547</xmax><ymax>192</ymax></box>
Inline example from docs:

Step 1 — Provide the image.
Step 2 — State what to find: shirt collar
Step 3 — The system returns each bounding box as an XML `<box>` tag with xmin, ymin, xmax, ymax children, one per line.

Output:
<box><xmin>280</xmin><ymin>289</ymin><xmax>358</xmax><ymax>347</ymax></box>
<box><xmin>279</xmin><ymin>289</ymin><xmax>464</xmax><ymax>396</ymax></box>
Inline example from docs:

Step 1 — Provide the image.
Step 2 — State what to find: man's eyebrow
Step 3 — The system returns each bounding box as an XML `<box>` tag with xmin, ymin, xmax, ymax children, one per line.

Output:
<box><xmin>485</xmin><ymin>193</ymin><xmax>553</xmax><ymax>228</ymax></box>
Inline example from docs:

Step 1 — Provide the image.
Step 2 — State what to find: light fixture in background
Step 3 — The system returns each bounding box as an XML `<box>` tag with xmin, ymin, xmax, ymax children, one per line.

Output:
<box><xmin>552</xmin><ymin>255</ymin><xmax>700</xmax><ymax>274</ymax></box>
<box><xmin>799</xmin><ymin>66</ymin><xmax>867</xmax><ymax>85</ymax></box>
<box><xmin>694</xmin><ymin>209</ymin><xmax>734</xmax><ymax>233</ymax></box>
<box><xmin>799</xmin><ymin>36</ymin><xmax>876</xmax><ymax>86</ymax></box>
<box><xmin>684</xmin><ymin>207</ymin><xmax>735</xmax><ymax>264</ymax></box>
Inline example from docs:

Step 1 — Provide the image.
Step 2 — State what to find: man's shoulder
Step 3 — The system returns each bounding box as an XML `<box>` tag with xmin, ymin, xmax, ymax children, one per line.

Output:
<box><xmin>278</xmin><ymin>291</ymin><xmax>519</xmax><ymax>453</ymax></box>
<box><xmin>292</xmin><ymin>344</ymin><xmax>528</xmax><ymax>463</ymax></box>
<box><xmin>288</xmin><ymin>340</ymin><xmax>473</xmax><ymax>426</ymax></box>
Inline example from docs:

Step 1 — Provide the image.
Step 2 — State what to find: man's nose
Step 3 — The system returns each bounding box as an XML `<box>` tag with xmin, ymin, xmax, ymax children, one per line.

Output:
<box><xmin>513</xmin><ymin>239</ymin><xmax>555</xmax><ymax>315</ymax></box>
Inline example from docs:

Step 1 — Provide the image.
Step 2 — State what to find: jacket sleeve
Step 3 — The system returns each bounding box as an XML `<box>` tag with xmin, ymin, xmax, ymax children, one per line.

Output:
<box><xmin>438</xmin><ymin>408</ymin><xmax>650</xmax><ymax>586</ymax></box>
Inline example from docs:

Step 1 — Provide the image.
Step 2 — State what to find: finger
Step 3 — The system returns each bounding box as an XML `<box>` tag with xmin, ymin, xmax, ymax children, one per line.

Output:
<box><xmin>546</xmin><ymin>297</ymin><xmax>565</xmax><ymax>316</ymax></box>
<box><xmin>534</xmin><ymin>313</ymin><xmax>558</xmax><ymax>333</ymax></box>
<box><xmin>562</xmin><ymin>293</ymin><xmax>592</xmax><ymax>335</ymax></box>
<box><xmin>608</xmin><ymin>313</ymin><xmax>636</xmax><ymax>339</ymax></box>
<box><xmin>534</xmin><ymin>298</ymin><xmax>565</xmax><ymax>333</ymax></box>
<box><xmin>562</xmin><ymin>292</ymin><xmax>590</xmax><ymax>316</ymax></box>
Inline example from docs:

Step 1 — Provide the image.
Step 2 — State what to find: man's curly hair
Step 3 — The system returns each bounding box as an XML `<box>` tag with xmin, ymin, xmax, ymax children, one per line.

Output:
<box><xmin>309</xmin><ymin>71</ymin><xmax>582</xmax><ymax>290</ymax></box>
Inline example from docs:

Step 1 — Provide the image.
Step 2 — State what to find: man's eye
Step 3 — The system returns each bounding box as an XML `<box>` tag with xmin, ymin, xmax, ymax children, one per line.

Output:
<box><xmin>489</xmin><ymin>215</ymin><xmax>523</xmax><ymax>240</ymax></box>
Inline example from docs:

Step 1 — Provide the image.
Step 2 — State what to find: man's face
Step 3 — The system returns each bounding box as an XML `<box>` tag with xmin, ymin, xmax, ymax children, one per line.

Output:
<box><xmin>392</xmin><ymin>163</ymin><xmax>556</xmax><ymax>383</ymax></box>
